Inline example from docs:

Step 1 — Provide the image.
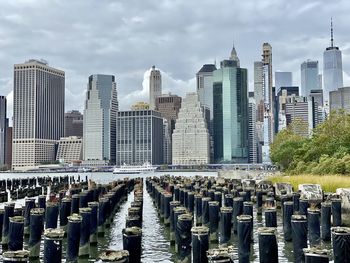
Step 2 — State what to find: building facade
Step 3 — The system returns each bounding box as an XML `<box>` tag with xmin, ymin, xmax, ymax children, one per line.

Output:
<box><xmin>163</xmin><ymin>119</ymin><xmax>171</xmax><ymax>165</ymax></box>
<box><xmin>83</xmin><ymin>74</ymin><xmax>118</xmax><ymax>164</ymax></box>
<box><xmin>56</xmin><ymin>136</ymin><xmax>83</xmax><ymax>163</ymax></box>
<box><xmin>196</xmin><ymin>64</ymin><xmax>217</xmax><ymax>162</ymax></box>
<box><xmin>213</xmin><ymin>45</ymin><xmax>248</xmax><ymax>163</ymax></box>
<box><xmin>301</xmin><ymin>60</ymin><xmax>319</xmax><ymax>97</ymax></box>
<box><xmin>285</xmin><ymin>97</ymin><xmax>318</xmax><ymax>137</ymax></box>
<box><xmin>261</xmin><ymin>43</ymin><xmax>274</xmax><ymax>164</ymax></box>
<box><xmin>12</xmin><ymin>59</ymin><xmax>65</xmax><ymax>170</ymax></box>
<box><xmin>172</xmin><ymin>93</ymin><xmax>209</xmax><ymax>165</ymax></box>
<box><xmin>197</xmin><ymin>64</ymin><xmax>217</xmax><ymax>118</ymax></box>
<box><xmin>155</xmin><ymin>94</ymin><xmax>182</xmax><ymax>164</ymax></box>
<box><xmin>248</xmin><ymin>97</ymin><xmax>257</xmax><ymax>163</ymax></box>
<box><xmin>149</xmin><ymin>66</ymin><xmax>162</xmax><ymax>110</ymax></box>
<box><xmin>323</xmin><ymin>20</ymin><xmax>343</xmax><ymax>108</ymax></box>
<box><xmin>0</xmin><ymin>96</ymin><xmax>6</xmax><ymax>167</ymax></box>
<box><xmin>155</xmin><ymin>94</ymin><xmax>182</xmax><ymax>135</ymax></box>
<box><xmin>275</xmin><ymin>71</ymin><xmax>292</xmax><ymax>94</ymax></box>
<box><xmin>254</xmin><ymin>61</ymin><xmax>264</xmax><ymax>122</ymax></box>
<box><xmin>5</xmin><ymin>125</ymin><xmax>12</xmax><ymax>169</ymax></box>
<box><xmin>64</xmin><ymin>110</ymin><xmax>83</xmax><ymax>137</ymax></box>
<box><xmin>116</xmin><ymin>110</ymin><xmax>163</xmax><ymax>165</ymax></box>
<box><xmin>330</xmin><ymin>87</ymin><xmax>350</xmax><ymax>112</ymax></box>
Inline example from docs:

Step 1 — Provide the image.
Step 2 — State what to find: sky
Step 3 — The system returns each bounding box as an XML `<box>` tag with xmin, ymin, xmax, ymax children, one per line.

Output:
<box><xmin>1</xmin><ymin>0</ymin><xmax>350</xmax><ymax>121</ymax></box>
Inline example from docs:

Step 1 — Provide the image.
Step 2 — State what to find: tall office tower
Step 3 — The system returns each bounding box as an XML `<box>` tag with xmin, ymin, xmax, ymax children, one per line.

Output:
<box><xmin>56</xmin><ymin>136</ymin><xmax>83</xmax><ymax>163</ymax></box>
<box><xmin>155</xmin><ymin>94</ymin><xmax>182</xmax><ymax>164</ymax></box>
<box><xmin>323</xmin><ymin>19</ymin><xmax>343</xmax><ymax>108</ymax></box>
<box><xmin>275</xmin><ymin>71</ymin><xmax>292</xmax><ymax>93</ymax></box>
<box><xmin>83</xmin><ymin>74</ymin><xmax>118</xmax><ymax>165</ymax></box>
<box><xmin>213</xmin><ymin>45</ymin><xmax>248</xmax><ymax>163</ymax></box>
<box><xmin>248</xmin><ymin>97</ymin><xmax>257</xmax><ymax>163</ymax></box>
<box><xmin>0</xmin><ymin>96</ymin><xmax>6</xmax><ymax>167</ymax></box>
<box><xmin>64</xmin><ymin>110</ymin><xmax>83</xmax><ymax>137</ymax></box>
<box><xmin>116</xmin><ymin>110</ymin><xmax>163</xmax><ymax>165</ymax></box>
<box><xmin>262</xmin><ymin>43</ymin><xmax>274</xmax><ymax>164</ymax></box>
<box><xmin>196</xmin><ymin>64</ymin><xmax>217</xmax><ymax>160</ymax></box>
<box><xmin>12</xmin><ymin>59</ymin><xmax>65</xmax><ymax>170</ymax></box>
<box><xmin>301</xmin><ymin>60</ymin><xmax>319</xmax><ymax>97</ymax></box>
<box><xmin>285</xmin><ymin>96</ymin><xmax>318</xmax><ymax>137</ymax></box>
<box><xmin>155</xmin><ymin>94</ymin><xmax>182</xmax><ymax>135</ymax></box>
<box><xmin>149</xmin><ymin>66</ymin><xmax>162</xmax><ymax>110</ymax></box>
<box><xmin>172</xmin><ymin>93</ymin><xmax>209</xmax><ymax>165</ymax></box>
<box><xmin>330</xmin><ymin>87</ymin><xmax>350</xmax><ymax>112</ymax></box>
<box><xmin>254</xmin><ymin>61</ymin><xmax>264</xmax><ymax>122</ymax></box>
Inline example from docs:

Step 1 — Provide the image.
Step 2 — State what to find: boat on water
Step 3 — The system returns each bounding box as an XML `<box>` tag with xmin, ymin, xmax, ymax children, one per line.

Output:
<box><xmin>113</xmin><ymin>162</ymin><xmax>158</xmax><ymax>174</ymax></box>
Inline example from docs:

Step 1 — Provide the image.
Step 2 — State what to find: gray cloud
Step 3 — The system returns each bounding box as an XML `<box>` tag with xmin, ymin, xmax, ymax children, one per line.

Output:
<box><xmin>0</xmin><ymin>0</ymin><xmax>350</xmax><ymax>120</ymax></box>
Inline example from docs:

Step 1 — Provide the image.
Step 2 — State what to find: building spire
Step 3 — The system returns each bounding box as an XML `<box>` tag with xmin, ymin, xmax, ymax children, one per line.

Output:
<box><xmin>230</xmin><ymin>40</ymin><xmax>240</xmax><ymax>67</ymax></box>
<box><xmin>331</xmin><ymin>17</ymin><xmax>334</xmax><ymax>48</ymax></box>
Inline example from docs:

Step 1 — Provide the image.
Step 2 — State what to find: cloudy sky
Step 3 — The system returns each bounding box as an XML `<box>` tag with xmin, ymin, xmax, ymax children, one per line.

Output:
<box><xmin>1</xmin><ymin>0</ymin><xmax>350</xmax><ymax>120</ymax></box>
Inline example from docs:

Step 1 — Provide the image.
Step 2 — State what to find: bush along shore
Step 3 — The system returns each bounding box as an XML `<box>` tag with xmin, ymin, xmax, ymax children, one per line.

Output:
<box><xmin>271</xmin><ymin>110</ymin><xmax>350</xmax><ymax>175</ymax></box>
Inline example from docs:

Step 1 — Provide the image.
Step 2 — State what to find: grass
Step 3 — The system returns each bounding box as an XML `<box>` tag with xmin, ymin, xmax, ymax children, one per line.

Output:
<box><xmin>268</xmin><ymin>174</ymin><xmax>350</xmax><ymax>193</ymax></box>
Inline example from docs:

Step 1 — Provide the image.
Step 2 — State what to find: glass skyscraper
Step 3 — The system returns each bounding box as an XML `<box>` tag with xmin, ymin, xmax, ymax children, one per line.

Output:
<box><xmin>213</xmin><ymin>45</ymin><xmax>248</xmax><ymax>163</ymax></box>
<box><xmin>83</xmin><ymin>74</ymin><xmax>118</xmax><ymax>164</ymax></box>
<box><xmin>323</xmin><ymin>20</ymin><xmax>343</xmax><ymax>107</ymax></box>
<box><xmin>301</xmin><ymin>60</ymin><xmax>319</xmax><ymax>97</ymax></box>
<box><xmin>275</xmin><ymin>71</ymin><xmax>292</xmax><ymax>94</ymax></box>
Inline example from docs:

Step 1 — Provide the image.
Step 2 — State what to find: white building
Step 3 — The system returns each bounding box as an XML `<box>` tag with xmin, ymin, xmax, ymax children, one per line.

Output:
<box><xmin>12</xmin><ymin>59</ymin><xmax>65</xmax><ymax>170</ymax></box>
<box><xmin>149</xmin><ymin>66</ymin><xmax>162</xmax><ymax>110</ymax></box>
<box><xmin>83</xmin><ymin>74</ymin><xmax>118</xmax><ymax>164</ymax></box>
<box><xmin>172</xmin><ymin>93</ymin><xmax>209</xmax><ymax>165</ymax></box>
<box><xmin>56</xmin><ymin>136</ymin><xmax>82</xmax><ymax>163</ymax></box>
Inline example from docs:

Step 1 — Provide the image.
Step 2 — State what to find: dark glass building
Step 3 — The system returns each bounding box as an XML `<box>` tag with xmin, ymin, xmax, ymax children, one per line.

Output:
<box><xmin>213</xmin><ymin>46</ymin><xmax>248</xmax><ymax>163</ymax></box>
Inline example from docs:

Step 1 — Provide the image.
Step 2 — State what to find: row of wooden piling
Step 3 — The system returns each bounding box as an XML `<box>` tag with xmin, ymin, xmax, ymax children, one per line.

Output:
<box><xmin>0</xmin><ymin>176</ymin><xmax>133</xmax><ymax>262</ymax></box>
<box><xmin>145</xmin><ymin>175</ymin><xmax>350</xmax><ymax>263</ymax></box>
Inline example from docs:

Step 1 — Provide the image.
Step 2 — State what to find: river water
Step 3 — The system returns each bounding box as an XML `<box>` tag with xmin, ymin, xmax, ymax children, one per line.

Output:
<box><xmin>0</xmin><ymin>171</ymin><xmax>334</xmax><ymax>262</ymax></box>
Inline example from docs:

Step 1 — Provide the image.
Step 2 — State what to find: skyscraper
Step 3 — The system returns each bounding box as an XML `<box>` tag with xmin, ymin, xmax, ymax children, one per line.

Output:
<box><xmin>254</xmin><ymin>61</ymin><xmax>264</xmax><ymax>122</ymax></box>
<box><xmin>196</xmin><ymin>64</ymin><xmax>217</xmax><ymax>162</ymax></box>
<box><xmin>116</xmin><ymin>110</ymin><xmax>163</xmax><ymax>165</ymax></box>
<box><xmin>83</xmin><ymin>74</ymin><xmax>118</xmax><ymax>165</ymax></box>
<box><xmin>0</xmin><ymin>96</ymin><xmax>6</xmax><ymax>167</ymax></box>
<box><xmin>323</xmin><ymin>19</ymin><xmax>343</xmax><ymax>107</ymax></box>
<box><xmin>64</xmin><ymin>110</ymin><xmax>83</xmax><ymax>137</ymax></box>
<box><xmin>155</xmin><ymin>94</ymin><xmax>182</xmax><ymax>164</ymax></box>
<box><xmin>155</xmin><ymin>94</ymin><xmax>182</xmax><ymax>135</ymax></box>
<box><xmin>275</xmin><ymin>71</ymin><xmax>292</xmax><ymax>93</ymax></box>
<box><xmin>262</xmin><ymin>43</ymin><xmax>274</xmax><ymax>164</ymax></box>
<box><xmin>149</xmin><ymin>66</ymin><xmax>162</xmax><ymax>110</ymax></box>
<box><xmin>213</xmin><ymin>45</ymin><xmax>248</xmax><ymax>163</ymax></box>
<box><xmin>172</xmin><ymin>93</ymin><xmax>209</xmax><ymax>165</ymax></box>
<box><xmin>248</xmin><ymin>97</ymin><xmax>257</xmax><ymax>163</ymax></box>
<box><xmin>301</xmin><ymin>60</ymin><xmax>319</xmax><ymax>97</ymax></box>
<box><xmin>197</xmin><ymin>64</ymin><xmax>217</xmax><ymax>118</ymax></box>
<box><xmin>12</xmin><ymin>59</ymin><xmax>65</xmax><ymax>170</ymax></box>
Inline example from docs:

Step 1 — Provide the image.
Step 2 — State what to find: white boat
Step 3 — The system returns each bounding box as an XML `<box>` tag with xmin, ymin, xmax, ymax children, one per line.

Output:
<box><xmin>113</xmin><ymin>162</ymin><xmax>157</xmax><ymax>174</ymax></box>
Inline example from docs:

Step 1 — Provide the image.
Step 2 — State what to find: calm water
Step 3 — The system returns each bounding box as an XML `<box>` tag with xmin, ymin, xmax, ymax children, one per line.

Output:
<box><xmin>0</xmin><ymin>171</ymin><xmax>334</xmax><ymax>262</ymax></box>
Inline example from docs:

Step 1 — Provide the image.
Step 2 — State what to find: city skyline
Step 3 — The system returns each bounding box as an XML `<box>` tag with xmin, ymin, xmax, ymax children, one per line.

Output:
<box><xmin>0</xmin><ymin>1</ymin><xmax>350</xmax><ymax>120</ymax></box>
